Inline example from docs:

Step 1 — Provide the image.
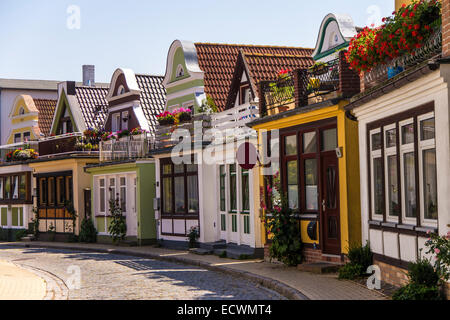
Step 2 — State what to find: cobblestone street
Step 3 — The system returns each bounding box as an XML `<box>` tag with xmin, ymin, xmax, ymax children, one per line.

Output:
<box><xmin>0</xmin><ymin>246</ymin><xmax>284</xmax><ymax>300</ymax></box>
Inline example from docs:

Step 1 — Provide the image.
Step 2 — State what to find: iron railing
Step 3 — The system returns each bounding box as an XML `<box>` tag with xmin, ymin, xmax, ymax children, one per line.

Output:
<box><xmin>100</xmin><ymin>135</ymin><xmax>153</xmax><ymax>162</ymax></box>
<box><xmin>364</xmin><ymin>28</ymin><xmax>442</xmax><ymax>88</ymax></box>
<box><xmin>261</xmin><ymin>58</ymin><xmax>340</xmax><ymax>115</ymax></box>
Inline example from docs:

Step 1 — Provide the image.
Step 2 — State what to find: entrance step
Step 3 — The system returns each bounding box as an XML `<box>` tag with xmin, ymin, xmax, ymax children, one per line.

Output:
<box><xmin>190</xmin><ymin>248</ymin><xmax>213</xmax><ymax>255</ymax></box>
<box><xmin>21</xmin><ymin>235</ymin><xmax>35</xmax><ymax>242</ymax></box>
<box><xmin>200</xmin><ymin>241</ymin><xmax>227</xmax><ymax>251</ymax></box>
<box><xmin>213</xmin><ymin>248</ymin><xmax>255</xmax><ymax>260</ymax></box>
<box><xmin>297</xmin><ymin>262</ymin><xmax>343</xmax><ymax>274</ymax></box>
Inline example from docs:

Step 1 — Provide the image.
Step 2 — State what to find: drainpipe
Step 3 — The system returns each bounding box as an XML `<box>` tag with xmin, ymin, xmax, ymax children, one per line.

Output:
<box><xmin>345</xmin><ymin>110</ymin><xmax>357</xmax><ymax>122</ymax></box>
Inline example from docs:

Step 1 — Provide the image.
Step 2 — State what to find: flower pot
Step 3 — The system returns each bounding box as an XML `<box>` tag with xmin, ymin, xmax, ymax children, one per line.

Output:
<box><xmin>387</xmin><ymin>66</ymin><xmax>404</xmax><ymax>79</ymax></box>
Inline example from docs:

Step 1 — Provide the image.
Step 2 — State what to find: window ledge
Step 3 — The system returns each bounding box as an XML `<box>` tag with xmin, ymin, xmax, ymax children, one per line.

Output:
<box><xmin>397</xmin><ymin>224</ymin><xmax>416</xmax><ymax>231</ymax></box>
<box><xmin>415</xmin><ymin>226</ymin><xmax>437</xmax><ymax>234</ymax></box>
<box><xmin>369</xmin><ymin>220</ymin><xmax>382</xmax><ymax>226</ymax></box>
<box><xmin>381</xmin><ymin>222</ymin><xmax>397</xmax><ymax>228</ymax></box>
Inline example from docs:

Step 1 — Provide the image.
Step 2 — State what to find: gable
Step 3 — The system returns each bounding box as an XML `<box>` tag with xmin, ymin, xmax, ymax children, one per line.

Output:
<box><xmin>51</xmin><ymin>90</ymin><xmax>78</xmax><ymax>135</ymax></box>
<box><xmin>106</xmin><ymin>68</ymin><xmax>141</xmax><ymax>103</ymax></box>
<box><xmin>169</xmin><ymin>47</ymin><xmax>190</xmax><ymax>83</ymax></box>
<box><xmin>9</xmin><ymin>95</ymin><xmax>38</xmax><ymax>119</ymax></box>
<box><xmin>312</xmin><ymin>14</ymin><xmax>357</xmax><ymax>61</ymax></box>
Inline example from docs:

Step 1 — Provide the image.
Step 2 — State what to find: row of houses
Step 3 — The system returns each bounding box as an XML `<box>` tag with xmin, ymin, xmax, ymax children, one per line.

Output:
<box><xmin>0</xmin><ymin>0</ymin><xmax>448</xmax><ymax>289</ymax></box>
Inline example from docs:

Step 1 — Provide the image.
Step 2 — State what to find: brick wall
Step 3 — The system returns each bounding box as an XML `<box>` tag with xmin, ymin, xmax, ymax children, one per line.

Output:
<box><xmin>443</xmin><ymin>0</ymin><xmax>450</xmax><ymax>57</ymax></box>
<box><xmin>338</xmin><ymin>50</ymin><xmax>361</xmax><ymax>97</ymax></box>
<box><xmin>374</xmin><ymin>259</ymin><xmax>409</xmax><ymax>287</ymax></box>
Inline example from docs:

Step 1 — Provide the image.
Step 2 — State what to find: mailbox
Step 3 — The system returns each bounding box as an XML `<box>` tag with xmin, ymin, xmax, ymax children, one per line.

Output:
<box><xmin>307</xmin><ymin>221</ymin><xmax>318</xmax><ymax>241</ymax></box>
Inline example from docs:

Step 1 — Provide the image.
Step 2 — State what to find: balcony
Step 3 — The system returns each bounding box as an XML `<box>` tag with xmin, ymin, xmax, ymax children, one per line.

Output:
<box><xmin>210</xmin><ymin>104</ymin><xmax>259</xmax><ymax>142</ymax></box>
<box><xmin>38</xmin><ymin>133</ymin><xmax>98</xmax><ymax>158</ymax></box>
<box><xmin>155</xmin><ymin>113</ymin><xmax>211</xmax><ymax>150</ymax></box>
<box><xmin>363</xmin><ymin>28</ymin><xmax>442</xmax><ymax>90</ymax></box>
<box><xmin>0</xmin><ymin>141</ymin><xmax>39</xmax><ymax>164</ymax></box>
<box><xmin>100</xmin><ymin>135</ymin><xmax>153</xmax><ymax>162</ymax></box>
<box><xmin>259</xmin><ymin>51</ymin><xmax>360</xmax><ymax>117</ymax></box>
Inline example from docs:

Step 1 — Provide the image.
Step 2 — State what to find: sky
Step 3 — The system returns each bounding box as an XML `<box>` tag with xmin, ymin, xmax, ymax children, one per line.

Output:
<box><xmin>0</xmin><ymin>0</ymin><xmax>394</xmax><ymax>83</ymax></box>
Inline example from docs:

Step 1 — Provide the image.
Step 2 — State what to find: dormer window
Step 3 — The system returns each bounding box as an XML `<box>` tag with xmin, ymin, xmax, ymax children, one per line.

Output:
<box><xmin>117</xmin><ymin>85</ymin><xmax>126</xmax><ymax>96</ymax></box>
<box><xmin>239</xmin><ymin>84</ymin><xmax>251</xmax><ymax>105</ymax></box>
<box><xmin>18</xmin><ymin>107</ymin><xmax>25</xmax><ymax>115</ymax></box>
<box><xmin>176</xmin><ymin>65</ymin><xmax>185</xmax><ymax>78</ymax></box>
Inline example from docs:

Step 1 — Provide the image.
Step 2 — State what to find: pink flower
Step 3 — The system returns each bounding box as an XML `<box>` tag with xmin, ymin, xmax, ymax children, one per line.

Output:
<box><xmin>434</xmin><ymin>248</ymin><xmax>440</xmax><ymax>254</ymax></box>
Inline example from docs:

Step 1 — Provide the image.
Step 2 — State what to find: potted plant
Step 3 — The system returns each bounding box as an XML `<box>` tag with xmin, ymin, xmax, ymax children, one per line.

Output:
<box><xmin>48</xmin><ymin>224</ymin><xmax>56</xmax><ymax>242</ymax></box>
<box><xmin>157</xmin><ymin>111</ymin><xmax>176</xmax><ymax>126</ymax></box>
<box><xmin>188</xmin><ymin>226</ymin><xmax>200</xmax><ymax>248</ymax></box>
<box><xmin>174</xmin><ymin>108</ymin><xmax>192</xmax><ymax>124</ymax></box>
<box><xmin>309</xmin><ymin>62</ymin><xmax>329</xmax><ymax>76</ymax></box>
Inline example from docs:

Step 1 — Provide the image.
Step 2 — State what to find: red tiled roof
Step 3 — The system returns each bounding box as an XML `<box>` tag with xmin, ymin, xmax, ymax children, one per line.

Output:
<box><xmin>194</xmin><ymin>43</ymin><xmax>313</xmax><ymax>111</ymax></box>
<box><xmin>243</xmin><ymin>52</ymin><xmax>314</xmax><ymax>94</ymax></box>
<box><xmin>135</xmin><ymin>74</ymin><xmax>166</xmax><ymax>133</ymax></box>
<box><xmin>33</xmin><ymin>98</ymin><xmax>57</xmax><ymax>137</ymax></box>
<box><xmin>75</xmin><ymin>86</ymin><xmax>109</xmax><ymax>130</ymax></box>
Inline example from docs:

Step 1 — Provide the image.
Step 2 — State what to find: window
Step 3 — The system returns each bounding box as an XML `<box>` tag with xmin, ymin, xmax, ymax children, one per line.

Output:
<box><xmin>384</xmin><ymin>125</ymin><xmax>399</xmax><ymax>220</ymax></box>
<box><xmin>368</xmin><ymin>107</ymin><xmax>437</xmax><ymax>227</ymax></box>
<box><xmin>219</xmin><ymin>166</ymin><xmax>226</xmax><ymax>212</ymax></box>
<box><xmin>243</xmin><ymin>215</ymin><xmax>250</xmax><ymax>234</ymax></box>
<box><xmin>99</xmin><ymin>178</ymin><xmax>106</xmax><ymax>213</ymax></box>
<box><xmin>287</xmin><ymin>160</ymin><xmax>299</xmax><ymax>210</ymax></box>
<box><xmin>242</xmin><ymin>169</ymin><xmax>250</xmax><ymax>212</ymax></box>
<box><xmin>229</xmin><ymin>164</ymin><xmax>237</xmax><ymax>212</ymax></box>
<box><xmin>161</xmin><ymin>160</ymin><xmax>199</xmax><ymax>217</ymax></box>
<box><xmin>0</xmin><ymin>178</ymin><xmax>3</xmax><ymax>200</ymax></box>
<box><xmin>176</xmin><ymin>64</ymin><xmax>185</xmax><ymax>78</ymax></box>
<box><xmin>370</xmin><ymin>129</ymin><xmax>383</xmax><ymax>218</ymax></box>
<box><xmin>304</xmin><ymin>159</ymin><xmax>318</xmax><ymax>211</ymax></box>
<box><xmin>221</xmin><ymin>214</ymin><xmax>226</xmax><ymax>232</ymax></box>
<box><xmin>14</xmin><ymin>133</ymin><xmax>21</xmax><ymax>143</ymax></box>
<box><xmin>321</xmin><ymin>128</ymin><xmax>337</xmax><ymax>151</ymax></box>
<box><xmin>112</xmin><ymin>113</ymin><xmax>121</xmax><ymax>132</ymax></box>
<box><xmin>303</xmin><ymin>132</ymin><xmax>317</xmax><ymax>154</ymax></box>
<box><xmin>39</xmin><ymin>178</ymin><xmax>47</xmax><ymax>206</ymax></box>
<box><xmin>285</xmin><ymin>135</ymin><xmax>297</xmax><ymax>156</ymax></box>
<box><xmin>12</xmin><ymin>176</ymin><xmax>19</xmax><ymax>199</ymax></box>
<box><xmin>57</xmin><ymin>177</ymin><xmax>65</xmax><ymax>205</ymax></box>
<box><xmin>23</xmin><ymin>132</ymin><xmax>31</xmax><ymax>142</ymax></box>
<box><xmin>109</xmin><ymin>178</ymin><xmax>116</xmax><ymax>203</ymax></box>
<box><xmin>232</xmin><ymin>214</ymin><xmax>237</xmax><ymax>233</ymax></box>
<box><xmin>48</xmin><ymin>177</ymin><xmax>55</xmax><ymax>205</ymax></box>
<box><xmin>117</xmin><ymin>85</ymin><xmax>126</xmax><ymax>96</ymax></box>
<box><xmin>18</xmin><ymin>107</ymin><xmax>25</xmax><ymax>115</ymax></box>
<box><xmin>120</xmin><ymin>177</ymin><xmax>127</xmax><ymax>212</ymax></box>
<box><xmin>239</xmin><ymin>84</ymin><xmax>251</xmax><ymax>105</ymax></box>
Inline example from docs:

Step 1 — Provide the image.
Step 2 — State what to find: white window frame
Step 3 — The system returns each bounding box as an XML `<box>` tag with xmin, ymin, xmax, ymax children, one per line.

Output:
<box><xmin>176</xmin><ymin>64</ymin><xmax>185</xmax><ymax>78</ymax></box>
<box><xmin>119</xmin><ymin>176</ymin><xmax>127</xmax><ymax>214</ymax></box>
<box><xmin>417</xmin><ymin>112</ymin><xmax>437</xmax><ymax>228</ymax></box>
<box><xmin>109</xmin><ymin>177</ymin><xmax>116</xmax><ymax>212</ymax></box>
<box><xmin>384</xmin><ymin>124</ymin><xmax>399</xmax><ymax>223</ymax></box>
<box><xmin>399</xmin><ymin>118</ymin><xmax>417</xmax><ymax>226</ymax></box>
<box><xmin>99</xmin><ymin>178</ymin><xmax>106</xmax><ymax>215</ymax></box>
<box><xmin>112</xmin><ymin>113</ymin><xmax>120</xmax><ymax>132</ymax></box>
<box><xmin>370</xmin><ymin>128</ymin><xmax>383</xmax><ymax>221</ymax></box>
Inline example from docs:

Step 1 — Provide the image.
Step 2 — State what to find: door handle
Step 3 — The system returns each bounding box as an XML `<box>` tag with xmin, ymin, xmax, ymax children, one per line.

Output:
<box><xmin>322</xmin><ymin>199</ymin><xmax>326</xmax><ymax>212</ymax></box>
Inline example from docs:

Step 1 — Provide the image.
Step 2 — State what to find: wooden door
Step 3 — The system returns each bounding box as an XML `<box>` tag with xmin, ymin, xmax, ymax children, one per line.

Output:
<box><xmin>321</xmin><ymin>154</ymin><xmax>341</xmax><ymax>255</ymax></box>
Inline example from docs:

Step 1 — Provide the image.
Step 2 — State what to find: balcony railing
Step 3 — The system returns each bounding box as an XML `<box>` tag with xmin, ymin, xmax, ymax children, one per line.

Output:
<box><xmin>100</xmin><ymin>135</ymin><xmax>153</xmax><ymax>162</ymax></box>
<box><xmin>364</xmin><ymin>28</ymin><xmax>442</xmax><ymax>89</ymax></box>
<box><xmin>38</xmin><ymin>133</ymin><xmax>98</xmax><ymax>158</ymax></box>
<box><xmin>0</xmin><ymin>141</ymin><xmax>39</xmax><ymax>164</ymax></box>
<box><xmin>155</xmin><ymin>113</ymin><xmax>211</xmax><ymax>149</ymax></box>
<box><xmin>259</xmin><ymin>56</ymin><xmax>352</xmax><ymax>117</ymax></box>
<box><xmin>210</xmin><ymin>104</ymin><xmax>259</xmax><ymax>141</ymax></box>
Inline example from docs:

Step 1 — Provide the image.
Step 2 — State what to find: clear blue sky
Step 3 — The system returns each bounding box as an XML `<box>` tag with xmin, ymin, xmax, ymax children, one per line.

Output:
<box><xmin>0</xmin><ymin>0</ymin><xmax>394</xmax><ymax>83</ymax></box>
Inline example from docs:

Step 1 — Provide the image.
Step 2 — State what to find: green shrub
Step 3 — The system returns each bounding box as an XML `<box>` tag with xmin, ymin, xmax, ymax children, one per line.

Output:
<box><xmin>15</xmin><ymin>229</ymin><xmax>28</xmax><ymax>241</ymax></box>
<box><xmin>392</xmin><ymin>283</ymin><xmax>442</xmax><ymax>300</ymax></box>
<box><xmin>347</xmin><ymin>242</ymin><xmax>373</xmax><ymax>271</ymax></box>
<box><xmin>79</xmin><ymin>218</ymin><xmax>97</xmax><ymax>243</ymax></box>
<box><xmin>338</xmin><ymin>263</ymin><xmax>364</xmax><ymax>280</ymax></box>
<box><xmin>407</xmin><ymin>257</ymin><xmax>440</xmax><ymax>287</ymax></box>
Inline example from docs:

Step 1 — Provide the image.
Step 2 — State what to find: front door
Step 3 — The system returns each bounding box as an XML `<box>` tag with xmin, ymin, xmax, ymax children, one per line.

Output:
<box><xmin>321</xmin><ymin>154</ymin><xmax>341</xmax><ymax>255</ymax></box>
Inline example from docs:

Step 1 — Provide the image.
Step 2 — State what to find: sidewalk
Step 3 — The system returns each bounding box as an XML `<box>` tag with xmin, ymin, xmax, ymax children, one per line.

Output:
<box><xmin>0</xmin><ymin>260</ymin><xmax>46</xmax><ymax>300</ymax></box>
<box><xmin>2</xmin><ymin>241</ymin><xmax>387</xmax><ymax>300</ymax></box>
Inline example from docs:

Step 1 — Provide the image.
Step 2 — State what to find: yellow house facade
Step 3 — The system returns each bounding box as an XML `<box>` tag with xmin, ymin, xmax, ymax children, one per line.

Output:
<box><xmin>249</xmin><ymin>13</ymin><xmax>362</xmax><ymax>263</ymax></box>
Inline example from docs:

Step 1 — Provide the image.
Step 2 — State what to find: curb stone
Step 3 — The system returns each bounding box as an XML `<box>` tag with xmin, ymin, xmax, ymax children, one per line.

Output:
<box><xmin>6</xmin><ymin>242</ymin><xmax>308</xmax><ymax>300</ymax></box>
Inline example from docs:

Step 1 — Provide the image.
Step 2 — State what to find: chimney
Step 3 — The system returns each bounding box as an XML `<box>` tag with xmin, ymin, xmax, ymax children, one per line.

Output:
<box><xmin>82</xmin><ymin>65</ymin><xmax>95</xmax><ymax>87</ymax></box>
<box><xmin>443</xmin><ymin>0</ymin><xmax>450</xmax><ymax>57</ymax></box>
